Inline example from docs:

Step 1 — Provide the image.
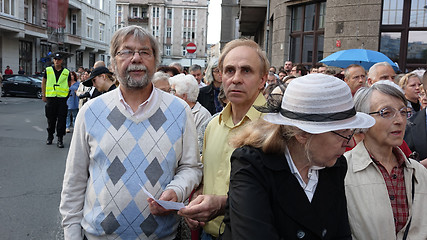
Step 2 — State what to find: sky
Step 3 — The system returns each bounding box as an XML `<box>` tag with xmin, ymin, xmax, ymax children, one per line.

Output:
<box><xmin>207</xmin><ymin>0</ymin><xmax>221</xmax><ymax>44</ymax></box>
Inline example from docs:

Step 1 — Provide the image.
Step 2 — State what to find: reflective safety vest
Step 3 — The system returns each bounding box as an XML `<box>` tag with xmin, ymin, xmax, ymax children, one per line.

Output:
<box><xmin>45</xmin><ymin>66</ymin><xmax>69</xmax><ymax>97</ymax></box>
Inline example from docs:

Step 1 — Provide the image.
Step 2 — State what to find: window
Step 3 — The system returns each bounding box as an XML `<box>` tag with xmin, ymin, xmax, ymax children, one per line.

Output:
<box><xmin>142</xmin><ymin>7</ymin><xmax>147</xmax><ymax>18</ymax></box>
<box><xmin>380</xmin><ymin>0</ymin><xmax>427</xmax><ymax>70</ymax></box>
<box><xmin>155</xmin><ymin>26</ymin><xmax>159</xmax><ymax>37</ymax></box>
<box><xmin>1</xmin><ymin>0</ymin><xmax>15</xmax><ymax>15</ymax></box>
<box><xmin>76</xmin><ymin>51</ymin><xmax>83</xmax><ymax>68</ymax></box>
<box><xmin>166</xmin><ymin>27</ymin><xmax>172</xmax><ymax>38</ymax></box>
<box><xmin>132</xmin><ymin>7</ymin><xmax>138</xmax><ymax>18</ymax></box>
<box><xmin>167</xmin><ymin>8</ymin><xmax>172</xmax><ymax>19</ymax></box>
<box><xmin>382</xmin><ymin>0</ymin><xmax>404</xmax><ymax>25</ymax></box>
<box><xmin>153</xmin><ymin>7</ymin><xmax>160</xmax><ymax>18</ymax></box>
<box><xmin>87</xmin><ymin>18</ymin><xmax>93</xmax><ymax>39</ymax></box>
<box><xmin>152</xmin><ymin>7</ymin><xmax>160</xmax><ymax>38</ymax></box>
<box><xmin>89</xmin><ymin>53</ymin><xmax>95</xmax><ymax>69</ymax></box>
<box><xmin>71</xmin><ymin>14</ymin><xmax>77</xmax><ymax>35</ymax></box>
<box><xmin>290</xmin><ymin>2</ymin><xmax>325</xmax><ymax>66</ymax></box>
<box><xmin>24</xmin><ymin>0</ymin><xmax>29</xmax><ymax>22</ymax></box>
<box><xmin>165</xmin><ymin>45</ymin><xmax>171</xmax><ymax>56</ymax></box>
<box><xmin>87</xmin><ymin>0</ymin><xmax>92</xmax><ymax>4</ymax></box>
<box><xmin>99</xmin><ymin>0</ymin><xmax>103</xmax><ymax>10</ymax></box>
<box><xmin>183</xmin><ymin>9</ymin><xmax>196</xmax><ymax>41</ymax></box>
<box><xmin>19</xmin><ymin>40</ymin><xmax>32</xmax><ymax>75</ymax></box>
<box><xmin>99</xmin><ymin>23</ymin><xmax>105</xmax><ymax>42</ymax></box>
<box><xmin>117</xmin><ymin>5</ymin><xmax>122</xmax><ymax>17</ymax></box>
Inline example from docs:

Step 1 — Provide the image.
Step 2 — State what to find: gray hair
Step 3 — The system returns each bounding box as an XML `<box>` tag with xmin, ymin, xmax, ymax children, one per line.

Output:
<box><xmin>344</xmin><ymin>64</ymin><xmax>365</xmax><ymax>80</ymax></box>
<box><xmin>204</xmin><ymin>58</ymin><xmax>218</xmax><ymax>84</ymax></box>
<box><xmin>169</xmin><ymin>62</ymin><xmax>183</xmax><ymax>72</ymax></box>
<box><xmin>152</xmin><ymin>71</ymin><xmax>170</xmax><ymax>84</ymax></box>
<box><xmin>169</xmin><ymin>74</ymin><xmax>199</xmax><ymax>102</ymax></box>
<box><xmin>368</xmin><ymin>62</ymin><xmax>393</xmax><ymax>81</ymax></box>
<box><xmin>353</xmin><ymin>83</ymin><xmax>407</xmax><ymax>132</ymax></box>
<box><xmin>189</xmin><ymin>64</ymin><xmax>202</xmax><ymax>72</ymax></box>
<box><xmin>110</xmin><ymin>25</ymin><xmax>160</xmax><ymax>66</ymax></box>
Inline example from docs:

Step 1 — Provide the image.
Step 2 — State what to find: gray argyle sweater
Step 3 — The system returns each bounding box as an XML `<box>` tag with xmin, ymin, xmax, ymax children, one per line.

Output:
<box><xmin>60</xmin><ymin>88</ymin><xmax>202</xmax><ymax>240</ymax></box>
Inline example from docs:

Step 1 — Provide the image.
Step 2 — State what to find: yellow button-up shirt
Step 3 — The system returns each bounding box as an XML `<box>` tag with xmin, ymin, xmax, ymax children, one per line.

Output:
<box><xmin>202</xmin><ymin>92</ymin><xmax>266</xmax><ymax>236</ymax></box>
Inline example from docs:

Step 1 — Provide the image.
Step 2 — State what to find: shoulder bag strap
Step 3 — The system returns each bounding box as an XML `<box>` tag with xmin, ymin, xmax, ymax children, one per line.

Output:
<box><xmin>402</xmin><ymin>174</ymin><xmax>415</xmax><ymax>240</ymax></box>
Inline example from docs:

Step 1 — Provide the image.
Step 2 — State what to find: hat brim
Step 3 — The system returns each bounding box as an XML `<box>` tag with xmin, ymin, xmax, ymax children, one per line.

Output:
<box><xmin>82</xmin><ymin>77</ymin><xmax>94</xmax><ymax>87</ymax></box>
<box><xmin>263</xmin><ymin>112</ymin><xmax>375</xmax><ymax>134</ymax></box>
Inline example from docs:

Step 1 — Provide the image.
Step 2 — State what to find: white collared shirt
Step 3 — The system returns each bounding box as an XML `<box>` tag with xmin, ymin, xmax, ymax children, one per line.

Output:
<box><xmin>285</xmin><ymin>146</ymin><xmax>324</xmax><ymax>202</ymax></box>
<box><xmin>117</xmin><ymin>84</ymin><xmax>158</xmax><ymax>119</ymax></box>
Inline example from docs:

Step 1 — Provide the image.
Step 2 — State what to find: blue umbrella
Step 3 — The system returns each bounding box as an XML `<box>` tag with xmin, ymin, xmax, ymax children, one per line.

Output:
<box><xmin>320</xmin><ymin>49</ymin><xmax>399</xmax><ymax>72</ymax></box>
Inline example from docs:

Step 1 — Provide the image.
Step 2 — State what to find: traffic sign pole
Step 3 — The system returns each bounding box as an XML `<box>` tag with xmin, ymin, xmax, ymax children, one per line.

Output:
<box><xmin>186</xmin><ymin>42</ymin><xmax>197</xmax><ymax>66</ymax></box>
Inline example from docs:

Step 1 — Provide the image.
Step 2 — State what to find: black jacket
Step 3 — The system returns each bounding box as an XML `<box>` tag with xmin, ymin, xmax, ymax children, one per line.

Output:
<box><xmin>222</xmin><ymin>146</ymin><xmax>351</xmax><ymax>240</ymax></box>
<box><xmin>405</xmin><ymin>108</ymin><xmax>427</xmax><ymax>160</ymax></box>
<box><xmin>197</xmin><ymin>84</ymin><xmax>216</xmax><ymax>115</ymax></box>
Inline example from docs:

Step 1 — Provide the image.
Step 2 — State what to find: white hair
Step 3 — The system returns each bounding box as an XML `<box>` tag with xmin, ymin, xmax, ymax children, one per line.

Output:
<box><xmin>410</xmin><ymin>69</ymin><xmax>425</xmax><ymax>79</ymax></box>
<box><xmin>373</xmin><ymin>80</ymin><xmax>404</xmax><ymax>94</ymax></box>
<box><xmin>368</xmin><ymin>62</ymin><xmax>393</xmax><ymax>81</ymax></box>
<box><xmin>152</xmin><ymin>71</ymin><xmax>170</xmax><ymax>84</ymax></box>
<box><xmin>168</xmin><ymin>74</ymin><xmax>199</xmax><ymax>102</ymax></box>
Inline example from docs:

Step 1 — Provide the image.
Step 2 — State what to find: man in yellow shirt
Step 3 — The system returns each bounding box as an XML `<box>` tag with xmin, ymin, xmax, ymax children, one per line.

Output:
<box><xmin>178</xmin><ymin>39</ymin><xmax>269</xmax><ymax>239</ymax></box>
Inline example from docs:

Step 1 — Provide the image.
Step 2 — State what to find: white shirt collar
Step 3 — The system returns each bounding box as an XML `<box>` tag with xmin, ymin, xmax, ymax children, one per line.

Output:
<box><xmin>285</xmin><ymin>146</ymin><xmax>324</xmax><ymax>202</ymax></box>
<box><xmin>117</xmin><ymin>84</ymin><xmax>158</xmax><ymax>119</ymax></box>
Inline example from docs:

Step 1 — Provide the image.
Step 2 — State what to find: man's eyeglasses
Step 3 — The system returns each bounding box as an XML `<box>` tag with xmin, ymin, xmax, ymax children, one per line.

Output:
<box><xmin>170</xmin><ymin>88</ymin><xmax>176</xmax><ymax>95</ymax></box>
<box><xmin>369</xmin><ymin>107</ymin><xmax>412</xmax><ymax>119</ymax></box>
<box><xmin>331</xmin><ymin>129</ymin><xmax>356</xmax><ymax>144</ymax></box>
<box><xmin>116</xmin><ymin>49</ymin><xmax>153</xmax><ymax>59</ymax></box>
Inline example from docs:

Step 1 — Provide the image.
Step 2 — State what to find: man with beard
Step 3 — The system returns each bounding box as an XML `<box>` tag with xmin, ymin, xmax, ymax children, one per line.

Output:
<box><xmin>59</xmin><ymin>25</ymin><xmax>202</xmax><ymax>240</ymax></box>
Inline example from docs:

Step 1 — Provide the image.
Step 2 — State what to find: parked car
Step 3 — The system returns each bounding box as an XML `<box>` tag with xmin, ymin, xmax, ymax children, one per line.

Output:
<box><xmin>1</xmin><ymin>74</ymin><xmax>42</xmax><ymax>99</ymax></box>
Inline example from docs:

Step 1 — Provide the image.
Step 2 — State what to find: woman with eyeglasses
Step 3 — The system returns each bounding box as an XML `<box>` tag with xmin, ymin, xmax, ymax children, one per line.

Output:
<box><xmin>220</xmin><ymin>74</ymin><xmax>375</xmax><ymax>239</ymax></box>
<box><xmin>344</xmin><ymin>83</ymin><xmax>427</xmax><ymax>239</ymax></box>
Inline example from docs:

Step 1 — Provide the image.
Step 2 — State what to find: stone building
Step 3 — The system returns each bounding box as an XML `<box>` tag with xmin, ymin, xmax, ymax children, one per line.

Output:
<box><xmin>116</xmin><ymin>0</ymin><xmax>209</xmax><ymax>69</ymax></box>
<box><xmin>221</xmin><ymin>0</ymin><xmax>427</xmax><ymax>72</ymax></box>
<box><xmin>0</xmin><ymin>0</ymin><xmax>116</xmax><ymax>74</ymax></box>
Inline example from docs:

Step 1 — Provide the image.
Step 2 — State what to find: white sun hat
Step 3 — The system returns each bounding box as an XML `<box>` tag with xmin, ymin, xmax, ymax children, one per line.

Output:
<box><xmin>263</xmin><ymin>73</ymin><xmax>375</xmax><ymax>134</ymax></box>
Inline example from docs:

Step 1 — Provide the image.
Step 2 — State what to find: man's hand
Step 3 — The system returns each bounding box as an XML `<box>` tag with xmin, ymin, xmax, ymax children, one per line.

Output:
<box><xmin>184</xmin><ymin>215</ymin><xmax>205</xmax><ymax>230</ymax></box>
<box><xmin>178</xmin><ymin>194</ymin><xmax>227</xmax><ymax>222</ymax></box>
<box><xmin>148</xmin><ymin>189</ymin><xmax>178</xmax><ymax>216</ymax></box>
<box><xmin>42</xmin><ymin>95</ymin><xmax>47</xmax><ymax>102</ymax></box>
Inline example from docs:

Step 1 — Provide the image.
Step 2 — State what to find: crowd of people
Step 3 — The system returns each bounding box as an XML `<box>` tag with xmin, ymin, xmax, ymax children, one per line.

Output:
<box><xmin>53</xmin><ymin>25</ymin><xmax>427</xmax><ymax>240</ymax></box>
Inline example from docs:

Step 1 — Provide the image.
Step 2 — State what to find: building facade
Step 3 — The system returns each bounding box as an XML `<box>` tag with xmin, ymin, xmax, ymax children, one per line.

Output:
<box><xmin>116</xmin><ymin>0</ymin><xmax>208</xmax><ymax>69</ymax></box>
<box><xmin>0</xmin><ymin>0</ymin><xmax>116</xmax><ymax>75</ymax></box>
<box><xmin>221</xmin><ymin>0</ymin><xmax>427</xmax><ymax>72</ymax></box>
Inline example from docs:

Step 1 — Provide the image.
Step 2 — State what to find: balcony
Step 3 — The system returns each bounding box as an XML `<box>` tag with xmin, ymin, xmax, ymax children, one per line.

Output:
<box><xmin>239</xmin><ymin>0</ymin><xmax>267</xmax><ymax>36</ymax></box>
<box><xmin>64</xmin><ymin>34</ymin><xmax>82</xmax><ymax>46</ymax></box>
<box><xmin>128</xmin><ymin>17</ymin><xmax>149</xmax><ymax>24</ymax></box>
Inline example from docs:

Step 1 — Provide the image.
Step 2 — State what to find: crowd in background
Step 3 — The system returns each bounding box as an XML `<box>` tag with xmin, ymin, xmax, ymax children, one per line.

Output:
<box><xmin>53</xmin><ymin>25</ymin><xmax>427</xmax><ymax>240</ymax></box>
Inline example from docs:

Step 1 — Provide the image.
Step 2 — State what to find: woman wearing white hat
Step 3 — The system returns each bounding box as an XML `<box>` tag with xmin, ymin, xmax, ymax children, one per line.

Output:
<box><xmin>344</xmin><ymin>83</ymin><xmax>427</xmax><ymax>240</ymax></box>
<box><xmin>221</xmin><ymin>74</ymin><xmax>375</xmax><ymax>239</ymax></box>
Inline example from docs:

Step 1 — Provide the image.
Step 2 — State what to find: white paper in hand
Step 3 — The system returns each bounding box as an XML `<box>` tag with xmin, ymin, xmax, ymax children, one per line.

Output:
<box><xmin>140</xmin><ymin>184</ymin><xmax>185</xmax><ymax>210</ymax></box>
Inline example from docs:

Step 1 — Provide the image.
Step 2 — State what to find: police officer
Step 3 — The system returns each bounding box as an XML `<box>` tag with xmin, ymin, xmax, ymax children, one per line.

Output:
<box><xmin>42</xmin><ymin>52</ymin><xmax>71</xmax><ymax>148</ymax></box>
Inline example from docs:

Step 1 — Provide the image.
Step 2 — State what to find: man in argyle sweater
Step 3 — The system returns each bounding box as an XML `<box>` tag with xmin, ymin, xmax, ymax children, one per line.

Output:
<box><xmin>60</xmin><ymin>26</ymin><xmax>202</xmax><ymax>240</ymax></box>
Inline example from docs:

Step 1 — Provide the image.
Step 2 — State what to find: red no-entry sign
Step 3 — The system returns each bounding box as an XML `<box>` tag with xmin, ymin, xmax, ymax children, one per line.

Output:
<box><xmin>186</xmin><ymin>42</ymin><xmax>197</xmax><ymax>54</ymax></box>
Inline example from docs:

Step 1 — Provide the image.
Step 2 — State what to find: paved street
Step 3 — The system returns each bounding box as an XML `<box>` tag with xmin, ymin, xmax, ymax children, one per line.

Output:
<box><xmin>0</xmin><ymin>97</ymin><xmax>72</xmax><ymax>239</ymax></box>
